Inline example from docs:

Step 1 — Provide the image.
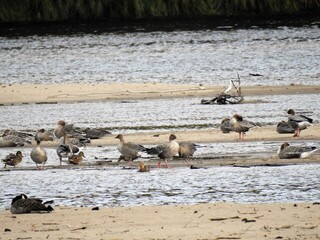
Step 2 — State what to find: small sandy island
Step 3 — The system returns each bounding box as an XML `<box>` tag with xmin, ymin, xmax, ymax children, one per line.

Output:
<box><xmin>1</xmin><ymin>83</ymin><xmax>320</xmax><ymax>105</ymax></box>
<box><xmin>1</xmin><ymin>202</ymin><xmax>319</xmax><ymax>240</ymax></box>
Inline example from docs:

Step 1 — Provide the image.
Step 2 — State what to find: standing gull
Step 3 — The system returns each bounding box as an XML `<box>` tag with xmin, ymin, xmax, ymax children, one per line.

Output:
<box><xmin>277</xmin><ymin>142</ymin><xmax>318</xmax><ymax>159</ymax></box>
<box><xmin>146</xmin><ymin>134</ymin><xmax>180</xmax><ymax>168</ymax></box>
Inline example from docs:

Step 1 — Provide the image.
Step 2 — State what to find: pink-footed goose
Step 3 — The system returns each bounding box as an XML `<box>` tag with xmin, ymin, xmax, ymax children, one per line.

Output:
<box><xmin>30</xmin><ymin>141</ymin><xmax>48</xmax><ymax>169</ymax></box>
<box><xmin>230</xmin><ymin>114</ymin><xmax>259</xmax><ymax>140</ymax></box>
<box><xmin>277</xmin><ymin>142</ymin><xmax>318</xmax><ymax>159</ymax></box>
<box><xmin>287</xmin><ymin>109</ymin><xmax>313</xmax><ymax>137</ymax></box>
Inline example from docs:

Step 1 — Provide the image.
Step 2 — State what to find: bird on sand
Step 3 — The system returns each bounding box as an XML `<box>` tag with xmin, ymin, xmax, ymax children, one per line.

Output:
<box><xmin>115</xmin><ymin>134</ymin><xmax>146</xmax><ymax>166</ymax></box>
<box><xmin>220</xmin><ymin>118</ymin><xmax>232</xmax><ymax>133</ymax></box>
<box><xmin>230</xmin><ymin>114</ymin><xmax>259</xmax><ymax>140</ymax></box>
<box><xmin>138</xmin><ymin>162</ymin><xmax>150</xmax><ymax>172</ymax></box>
<box><xmin>146</xmin><ymin>134</ymin><xmax>180</xmax><ymax>168</ymax></box>
<box><xmin>178</xmin><ymin>142</ymin><xmax>198</xmax><ymax>159</ymax></box>
<box><xmin>30</xmin><ymin>141</ymin><xmax>48</xmax><ymax>169</ymax></box>
<box><xmin>68</xmin><ymin>151</ymin><xmax>85</xmax><ymax>165</ymax></box>
<box><xmin>54</xmin><ymin>120</ymin><xmax>75</xmax><ymax>139</ymax></box>
<box><xmin>10</xmin><ymin>194</ymin><xmax>54</xmax><ymax>214</ymax></box>
<box><xmin>287</xmin><ymin>109</ymin><xmax>313</xmax><ymax>137</ymax></box>
<box><xmin>276</xmin><ymin>121</ymin><xmax>295</xmax><ymax>134</ymax></box>
<box><xmin>35</xmin><ymin>129</ymin><xmax>54</xmax><ymax>142</ymax></box>
<box><xmin>277</xmin><ymin>142</ymin><xmax>318</xmax><ymax>159</ymax></box>
<box><xmin>2</xmin><ymin>151</ymin><xmax>23</xmax><ymax>168</ymax></box>
<box><xmin>0</xmin><ymin>130</ymin><xmax>32</xmax><ymax>147</ymax></box>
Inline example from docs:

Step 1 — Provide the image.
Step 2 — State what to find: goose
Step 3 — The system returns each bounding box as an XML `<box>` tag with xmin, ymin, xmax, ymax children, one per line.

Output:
<box><xmin>287</xmin><ymin>109</ymin><xmax>313</xmax><ymax>137</ymax></box>
<box><xmin>220</xmin><ymin>118</ymin><xmax>232</xmax><ymax>133</ymax></box>
<box><xmin>276</xmin><ymin>121</ymin><xmax>295</xmax><ymax>134</ymax></box>
<box><xmin>2</xmin><ymin>151</ymin><xmax>23</xmax><ymax>168</ymax></box>
<box><xmin>30</xmin><ymin>141</ymin><xmax>48</xmax><ymax>169</ymax></box>
<box><xmin>68</xmin><ymin>151</ymin><xmax>85</xmax><ymax>165</ymax></box>
<box><xmin>178</xmin><ymin>142</ymin><xmax>197</xmax><ymax>159</ymax></box>
<box><xmin>277</xmin><ymin>142</ymin><xmax>318</xmax><ymax>159</ymax></box>
<box><xmin>0</xmin><ymin>130</ymin><xmax>32</xmax><ymax>147</ymax></box>
<box><xmin>146</xmin><ymin>134</ymin><xmax>180</xmax><ymax>168</ymax></box>
<box><xmin>54</xmin><ymin>120</ymin><xmax>74</xmax><ymax>139</ymax></box>
<box><xmin>84</xmin><ymin>128</ymin><xmax>111</xmax><ymax>139</ymax></box>
<box><xmin>10</xmin><ymin>194</ymin><xmax>54</xmax><ymax>214</ymax></box>
<box><xmin>115</xmin><ymin>134</ymin><xmax>146</xmax><ymax>165</ymax></box>
<box><xmin>230</xmin><ymin>114</ymin><xmax>258</xmax><ymax>140</ymax></box>
<box><xmin>56</xmin><ymin>134</ymin><xmax>73</xmax><ymax>166</ymax></box>
<box><xmin>35</xmin><ymin>129</ymin><xmax>54</xmax><ymax>142</ymax></box>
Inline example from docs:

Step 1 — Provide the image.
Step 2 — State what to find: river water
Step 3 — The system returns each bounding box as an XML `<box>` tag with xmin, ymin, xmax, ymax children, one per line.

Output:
<box><xmin>1</xmin><ymin>23</ymin><xmax>320</xmax><ymax>209</ymax></box>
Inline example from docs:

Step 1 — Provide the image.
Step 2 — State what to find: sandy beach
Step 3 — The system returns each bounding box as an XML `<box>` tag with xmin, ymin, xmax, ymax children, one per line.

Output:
<box><xmin>1</xmin><ymin>83</ymin><xmax>320</xmax><ymax>239</ymax></box>
<box><xmin>1</xmin><ymin>202</ymin><xmax>319</xmax><ymax>240</ymax></box>
<box><xmin>1</xmin><ymin>83</ymin><xmax>320</xmax><ymax>105</ymax></box>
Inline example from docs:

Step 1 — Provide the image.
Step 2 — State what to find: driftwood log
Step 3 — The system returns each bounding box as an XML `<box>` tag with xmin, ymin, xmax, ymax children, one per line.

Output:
<box><xmin>201</xmin><ymin>75</ymin><xmax>243</xmax><ymax>105</ymax></box>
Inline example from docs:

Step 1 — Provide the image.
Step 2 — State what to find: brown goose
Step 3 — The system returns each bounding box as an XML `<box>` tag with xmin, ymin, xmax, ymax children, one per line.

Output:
<box><xmin>230</xmin><ymin>114</ymin><xmax>258</xmax><ymax>140</ymax></box>
<box><xmin>30</xmin><ymin>141</ymin><xmax>48</xmax><ymax>169</ymax></box>
<box><xmin>220</xmin><ymin>118</ymin><xmax>232</xmax><ymax>133</ymax></box>
<box><xmin>10</xmin><ymin>194</ymin><xmax>54</xmax><ymax>214</ymax></box>
<box><xmin>178</xmin><ymin>142</ymin><xmax>197</xmax><ymax>159</ymax></box>
<box><xmin>287</xmin><ymin>109</ymin><xmax>313</xmax><ymax>137</ymax></box>
<box><xmin>35</xmin><ymin>129</ymin><xmax>54</xmax><ymax>142</ymax></box>
<box><xmin>2</xmin><ymin>151</ymin><xmax>23</xmax><ymax>168</ymax></box>
<box><xmin>115</xmin><ymin>134</ymin><xmax>146</xmax><ymax>165</ymax></box>
<box><xmin>54</xmin><ymin>120</ymin><xmax>74</xmax><ymax>139</ymax></box>
<box><xmin>146</xmin><ymin>134</ymin><xmax>180</xmax><ymax>168</ymax></box>
<box><xmin>277</xmin><ymin>142</ymin><xmax>318</xmax><ymax>159</ymax></box>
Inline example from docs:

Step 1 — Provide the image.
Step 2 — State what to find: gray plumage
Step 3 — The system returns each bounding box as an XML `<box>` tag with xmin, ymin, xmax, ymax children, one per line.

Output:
<box><xmin>84</xmin><ymin>128</ymin><xmax>111</xmax><ymax>139</ymax></box>
<box><xmin>0</xmin><ymin>130</ymin><xmax>32</xmax><ymax>147</ymax></box>
<box><xmin>35</xmin><ymin>129</ymin><xmax>54</xmax><ymax>142</ymax></box>
<box><xmin>54</xmin><ymin>120</ymin><xmax>75</xmax><ymax>139</ymax></box>
<box><xmin>220</xmin><ymin>118</ymin><xmax>232</xmax><ymax>133</ymax></box>
<box><xmin>178</xmin><ymin>142</ymin><xmax>197</xmax><ymax>158</ymax></box>
<box><xmin>30</xmin><ymin>141</ymin><xmax>48</xmax><ymax>169</ymax></box>
<box><xmin>230</xmin><ymin>114</ymin><xmax>259</xmax><ymax>140</ymax></box>
<box><xmin>10</xmin><ymin>194</ymin><xmax>54</xmax><ymax>214</ymax></box>
<box><xmin>277</xmin><ymin>142</ymin><xmax>318</xmax><ymax>159</ymax></box>
<box><xmin>56</xmin><ymin>136</ymin><xmax>73</xmax><ymax>166</ymax></box>
<box><xmin>287</xmin><ymin>109</ymin><xmax>313</xmax><ymax>137</ymax></box>
<box><xmin>276</xmin><ymin>121</ymin><xmax>295</xmax><ymax>134</ymax></box>
<box><xmin>115</xmin><ymin>134</ymin><xmax>146</xmax><ymax>162</ymax></box>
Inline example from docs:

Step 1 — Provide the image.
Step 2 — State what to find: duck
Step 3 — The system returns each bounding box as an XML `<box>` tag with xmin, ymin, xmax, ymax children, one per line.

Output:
<box><xmin>35</xmin><ymin>129</ymin><xmax>54</xmax><ymax>142</ymax></box>
<box><xmin>10</xmin><ymin>194</ymin><xmax>54</xmax><ymax>214</ymax></box>
<box><xmin>146</xmin><ymin>134</ymin><xmax>180</xmax><ymax>168</ymax></box>
<box><xmin>178</xmin><ymin>142</ymin><xmax>197</xmax><ymax>159</ymax></box>
<box><xmin>2</xmin><ymin>151</ymin><xmax>23</xmax><ymax>168</ymax></box>
<box><xmin>115</xmin><ymin>134</ymin><xmax>146</xmax><ymax>165</ymax></box>
<box><xmin>56</xmin><ymin>134</ymin><xmax>73</xmax><ymax>166</ymax></box>
<box><xmin>277</xmin><ymin>142</ymin><xmax>318</xmax><ymax>159</ymax></box>
<box><xmin>68</xmin><ymin>151</ymin><xmax>85</xmax><ymax>165</ymax></box>
<box><xmin>0</xmin><ymin>130</ymin><xmax>32</xmax><ymax>147</ymax></box>
<box><xmin>276</xmin><ymin>121</ymin><xmax>295</xmax><ymax>134</ymax></box>
<box><xmin>220</xmin><ymin>118</ymin><xmax>232</xmax><ymax>133</ymax></box>
<box><xmin>138</xmin><ymin>162</ymin><xmax>150</xmax><ymax>172</ymax></box>
<box><xmin>230</xmin><ymin>114</ymin><xmax>258</xmax><ymax>140</ymax></box>
<box><xmin>30</xmin><ymin>141</ymin><xmax>48</xmax><ymax>169</ymax></box>
<box><xmin>287</xmin><ymin>109</ymin><xmax>313</xmax><ymax>137</ymax></box>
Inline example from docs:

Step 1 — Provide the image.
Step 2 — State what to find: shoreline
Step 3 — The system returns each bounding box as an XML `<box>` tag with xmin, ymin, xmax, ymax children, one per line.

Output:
<box><xmin>1</xmin><ymin>83</ymin><xmax>320</xmax><ymax>105</ymax></box>
<box><xmin>1</xmin><ymin>202</ymin><xmax>319</xmax><ymax>239</ymax></box>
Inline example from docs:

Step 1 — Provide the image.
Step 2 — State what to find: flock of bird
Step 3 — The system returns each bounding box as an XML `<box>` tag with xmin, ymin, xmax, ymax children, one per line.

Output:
<box><xmin>1</xmin><ymin>108</ymin><xmax>318</xmax><ymax>170</ymax></box>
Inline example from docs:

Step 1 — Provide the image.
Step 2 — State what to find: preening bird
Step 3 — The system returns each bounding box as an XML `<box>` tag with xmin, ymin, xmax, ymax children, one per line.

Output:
<box><xmin>10</xmin><ymin>194</ymin><xmax>54</xmax><ymax>214</ymax></box>
<box><xmin>230</xmin><ymin>114</ymin><xmax>259</xmax><ymax>140</ymax></box>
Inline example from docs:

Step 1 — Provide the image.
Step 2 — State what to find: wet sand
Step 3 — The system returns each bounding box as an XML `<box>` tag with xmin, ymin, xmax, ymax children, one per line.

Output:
<box><xmin>1</xmin><ymin>83</ymin><xmax>320</xmax><ymax>105</ymax></box>
<box><xmin>1</xmin><ymin>202</ymin><xmax>319</xmax><ymax>240</ymax></box>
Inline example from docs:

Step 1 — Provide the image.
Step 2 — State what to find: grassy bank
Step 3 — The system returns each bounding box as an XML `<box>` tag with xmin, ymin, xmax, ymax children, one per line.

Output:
<box><xmin>0</xmin><ymin>0</ymin><xmax>320</xmax><ymax>23</ymax></box>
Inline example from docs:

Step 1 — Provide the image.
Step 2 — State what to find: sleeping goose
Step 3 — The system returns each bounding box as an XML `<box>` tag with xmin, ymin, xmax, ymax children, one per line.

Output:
<box><xmin>10</xmin><ymin>194</ymin><xmax>54</xmax><ymax>214</ymax></box>
<box><xmin>35</xmin><ymin>129</ymin><xmax>54</xmax><ymax>142</ymax></box>
<box><xmin>287</xmin><ymin>109</ymin><xmax>313</xmax><ymax>137</ymax></box>
<box><xmin>2</xmin><ymin>151</ymin><xmax>23</xmax><ymax>168</ymax></box>
<box><xmin>276</xmin><ymin>121</ymin><xmax>295</xmax><ymax>134</ymax></box>
<box><xmin>277</xmin><ymin>142</ymin><xmax>318</xmax><ymax>159</ymax></box>
<box><xmin>230</xmin><ymin>114</ymin><xmax>258</xmax><ymax>140</ymax></box>
<box><xmin>30</xmin><ymin>141</ymin><xmax>48</xmax><ymax>169</ymax></box>
<box><xmin>115</xmin><ymin>134</ymin><xmax>146</xmax><ymax>165</ymax></box>
<box><xmin>146</xmin><ymin>134</ymin><xmax>180</xmax><ymax>168</ymax></box>
<box><xmin>0</xmin><ymin>130</ymin><xmax>32</xmax><ymax>147</ymax></box>
<box><xmin>84</xmin><ymin>128</ymin><xmax>111</xmax><ymax>139</ymax></box>
<box><xmin>220</xmin><ymin>118</ymin><xmax>232</xmax><ymax>133</ymax></box>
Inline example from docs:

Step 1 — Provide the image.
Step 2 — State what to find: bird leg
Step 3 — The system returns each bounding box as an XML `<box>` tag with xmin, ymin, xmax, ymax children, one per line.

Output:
<box><xmin>157</xmin><ymin>160</ymin><xmax>161</xmax><ymax>168</ymax></box>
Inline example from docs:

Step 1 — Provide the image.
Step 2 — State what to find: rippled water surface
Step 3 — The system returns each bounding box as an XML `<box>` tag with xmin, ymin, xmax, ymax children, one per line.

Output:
<box><xmin>1</xmin><ymin>164</ymin><xmax>319</xmax><ymax>209</ymax></box>
<box><xmin>1</xmin><ymin>26</ymin><xmax>319</xmax><ymax>85</ymax></box>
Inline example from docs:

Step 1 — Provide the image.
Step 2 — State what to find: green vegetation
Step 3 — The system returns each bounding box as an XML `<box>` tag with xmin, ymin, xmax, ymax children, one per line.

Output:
<box><xmin>0</xmin><ymin>0</ymin><xmax>319</xmax><ymax>23</ymax></box>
